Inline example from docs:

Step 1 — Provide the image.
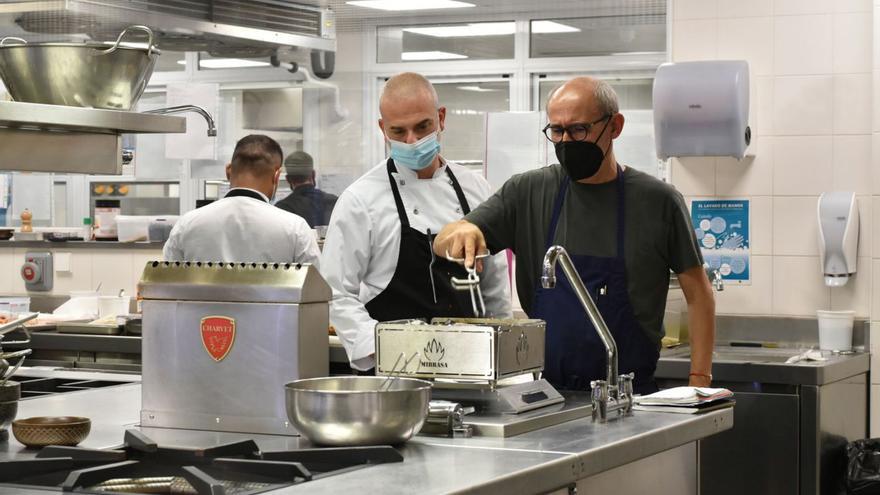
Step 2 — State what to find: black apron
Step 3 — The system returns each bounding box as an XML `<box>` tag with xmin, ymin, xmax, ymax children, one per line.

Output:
<box><xmin>531</xmin><ymin>166</ymin><xmax>659</xmax><ymax>394</ymax></box>
<box><xmin>365</xmin><ymin>159</ymin><xmax>476</xmax><ymax>323</ymax></box>
<box><xmin>225</xmin><ymin>188</ymin><xmax>268</xmax><ymax>202</ymax></box>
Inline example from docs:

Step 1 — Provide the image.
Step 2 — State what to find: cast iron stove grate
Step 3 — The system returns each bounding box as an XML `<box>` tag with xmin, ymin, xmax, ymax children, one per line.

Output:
<box><xmin>0</xmin><ymin>429</ymin><xmax>403</xmax><ymax>494</ymax></box>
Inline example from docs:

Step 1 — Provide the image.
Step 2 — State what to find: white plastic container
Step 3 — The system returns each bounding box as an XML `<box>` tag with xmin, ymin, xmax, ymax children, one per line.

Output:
<box><xmin>98</xmin><ymin>295</ymin><xmax>131</xmax><ymax>318</ymax></box>
<box><xmin>0</xmin><ymin>297</ymin><xmax>30</xmax><ymax>315</ymax></box>
<box><xmin>816</xmin><ymin>310</ymin><xmax>855</xmax><ymax>351</ymax></box>
<box><xmin>65</xmin><ymin>290</ymin><xmax>99</xmax><ymax>317</ymax></box>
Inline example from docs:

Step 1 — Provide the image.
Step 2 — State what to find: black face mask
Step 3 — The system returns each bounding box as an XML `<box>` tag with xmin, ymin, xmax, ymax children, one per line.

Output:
<box><xmin>554</xmin><ymin>118</ymin><xmax>611</xmax><ymax>181</ymax></box>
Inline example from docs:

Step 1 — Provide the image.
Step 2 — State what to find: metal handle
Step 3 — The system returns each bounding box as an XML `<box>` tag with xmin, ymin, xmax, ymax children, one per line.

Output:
<box><xmin>0</xmin><ymin>37</ymin><xmax>26</xmax><ymax>46</ymax></box>
<box><xmin>0</xmin><ymin>312</ymin><xmax>38</xmax><ymax>336</ymax></box>
<box><xmin>98</xmin><ymin>25</ymin><xmax>156</xmax><ymax>56</ymax></box>
<box><xmin>0</xmin><ymin>349</ymin><xmax>30</xmax><ymax>385</ymax></box>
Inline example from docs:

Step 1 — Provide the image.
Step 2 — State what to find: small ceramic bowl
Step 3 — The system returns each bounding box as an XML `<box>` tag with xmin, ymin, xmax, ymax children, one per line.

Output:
<box><xmin>0</xmin><ymin>229</ymin><xmax>13</xmax><ymax>241</ymax></box>
<box><xmin>12</xmin><ymin>416</ymin><xmax>91</xmax><ymax>448</ymax></box>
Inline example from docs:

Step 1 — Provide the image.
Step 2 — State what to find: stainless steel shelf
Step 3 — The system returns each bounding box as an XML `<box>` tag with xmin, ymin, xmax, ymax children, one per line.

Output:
<box><xmin>0</xmin><ymin>101</ymin><xmax>186</xmax><ymax>134</ymax></box>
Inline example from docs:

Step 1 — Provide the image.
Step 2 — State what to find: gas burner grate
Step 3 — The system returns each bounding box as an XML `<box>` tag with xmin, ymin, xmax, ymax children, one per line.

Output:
<box><xmin>0</xmin><ymin>429</ymin><xmax>403</xmax><ymax>494</ymax></box>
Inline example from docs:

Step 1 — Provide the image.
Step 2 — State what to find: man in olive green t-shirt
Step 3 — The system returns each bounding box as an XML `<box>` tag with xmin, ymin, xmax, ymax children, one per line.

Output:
<box><xmin>433</xmin><ymin>76</ymin><xmax>715</xmax><ymax>393</ymax></box>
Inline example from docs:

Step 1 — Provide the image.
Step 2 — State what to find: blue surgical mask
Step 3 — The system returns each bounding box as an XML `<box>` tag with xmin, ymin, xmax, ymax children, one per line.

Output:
<box><xmin>388</xmin><ymin>131</ymin><xmax>441</xmax><ymax>171</ymax></box>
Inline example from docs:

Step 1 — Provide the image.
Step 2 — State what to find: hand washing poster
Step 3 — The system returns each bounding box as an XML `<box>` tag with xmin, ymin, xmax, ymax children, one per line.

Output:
<box><xmin>691</xmin><ymin>199</ymin><xmax>750</xmax><ymax>284</ymax></box>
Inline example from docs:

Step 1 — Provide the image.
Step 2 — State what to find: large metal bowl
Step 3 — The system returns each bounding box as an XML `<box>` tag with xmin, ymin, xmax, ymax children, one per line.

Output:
<box><xmin>0</xmin><ymin>26</ymin><xmax>159</xmax><ymax>110</ymax></box>
<box><xmin>285</xmin><ymin>376</ymin><xmax>432</xmax><ymax>446</ymax></box>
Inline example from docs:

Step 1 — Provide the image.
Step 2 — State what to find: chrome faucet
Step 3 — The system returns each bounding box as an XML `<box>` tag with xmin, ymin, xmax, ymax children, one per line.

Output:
<box><xmin>705</xmin><ymin>264</ymin><xmax>724</xmax><ymax>292</ymax></box>
<box><xmin>144</xmin><ymin>105</ymin><xmax>217</xmax><ymax>137</ymax></box>
<box><xmin>542</xmin><ymin>245</ymin><xmax>634</xmax><ymax>422</ymax></box>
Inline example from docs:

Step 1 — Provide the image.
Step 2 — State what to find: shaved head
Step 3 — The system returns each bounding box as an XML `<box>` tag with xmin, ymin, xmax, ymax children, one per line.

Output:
<box><xmin>547</xmin><ymin>76</ymin><xmax>619</xmax><ymax>117</ymax></box>
<box><xmin>379</xmin><ymin>72</ymin><xmax>439</xmax><ymax>118</ymax></box>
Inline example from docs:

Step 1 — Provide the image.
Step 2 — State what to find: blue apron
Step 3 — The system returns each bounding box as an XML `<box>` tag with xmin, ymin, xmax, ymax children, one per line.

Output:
<box><xmin>532</xmin><ymin>167</ymin><xmax>659</xmax><ymax>394</ymax></box>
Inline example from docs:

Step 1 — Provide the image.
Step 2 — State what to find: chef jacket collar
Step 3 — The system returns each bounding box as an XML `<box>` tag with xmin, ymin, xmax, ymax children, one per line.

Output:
<box><xmin>226</xmin><ymin>187</ymin><xmax>269</xmax><ymax>202</ymax></box>
<box><xmin>392</xmin><ymin>156</ymin><xmax>448</xmax><ymax>182</ymax></box>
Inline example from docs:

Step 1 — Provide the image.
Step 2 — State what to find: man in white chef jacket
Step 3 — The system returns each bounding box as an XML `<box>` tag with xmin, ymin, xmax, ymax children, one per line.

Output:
<box><xmin>320</xmin><ymin>72</ymin><xmax>512</xmax><ymax>372</ymax></box>
<box><xmin>163</xmin><ymin>134</ymin><xmax>320</xmax><ymax>265</ymax></box>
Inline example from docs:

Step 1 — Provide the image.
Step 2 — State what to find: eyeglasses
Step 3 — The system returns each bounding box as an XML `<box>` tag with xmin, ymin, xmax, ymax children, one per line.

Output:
<box><xmin>542</xmin><ymin>115</ymin><xmax>610</xmax><ymax>143</ymax></box>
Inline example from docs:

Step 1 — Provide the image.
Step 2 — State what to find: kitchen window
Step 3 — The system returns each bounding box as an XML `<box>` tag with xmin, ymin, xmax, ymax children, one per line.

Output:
<box><xmin>377</xmin><ymin>21</ymin><xmax>515</xmax><ymax>63</ymax></box>
<box><xmin>529</xmin><ymin>14</ymin><xmax>666</xmax><ymax>59</ymax></box>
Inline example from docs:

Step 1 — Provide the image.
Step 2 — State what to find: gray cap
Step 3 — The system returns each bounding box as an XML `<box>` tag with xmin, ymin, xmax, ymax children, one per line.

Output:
<box><xmin>284</xmin><ymin>151</ymin><xmax>314</xmax><ymax>176</ymax></box>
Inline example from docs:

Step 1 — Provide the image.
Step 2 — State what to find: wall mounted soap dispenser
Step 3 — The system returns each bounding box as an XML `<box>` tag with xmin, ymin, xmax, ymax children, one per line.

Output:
<box><xmin>818</xmin><ymin>192</ymin><xmax>859</xmax><ymax>287</ymax></box>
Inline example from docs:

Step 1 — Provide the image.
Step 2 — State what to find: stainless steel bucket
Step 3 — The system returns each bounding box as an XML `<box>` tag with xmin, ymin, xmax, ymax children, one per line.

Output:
<box><xmin>0</xmin><ymin>26</ymin><xmax>159</xmax><ymax>110</ymax></box>
<box><xmin>285</xmin><ymin>376</ymin><xmax>432</xmax><ymax>446</ymax></box>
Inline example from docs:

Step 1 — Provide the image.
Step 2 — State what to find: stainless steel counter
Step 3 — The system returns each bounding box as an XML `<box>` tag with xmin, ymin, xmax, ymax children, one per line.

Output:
<box><xmin>658</xmin><ymin>344</ymin><xmax>870</xmax><ymax>385</ymax></box>
<box><xmin>0</xmin><ymin>240</ymin><xmax>164</xmax><ymax>250</ymax></box>
<box><xmin>0</xmin><ymin>375</ymin><xmax>732</xmax><ymax>494</ymax></box>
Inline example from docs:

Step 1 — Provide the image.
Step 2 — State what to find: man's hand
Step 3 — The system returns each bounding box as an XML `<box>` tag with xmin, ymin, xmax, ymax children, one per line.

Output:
<box><xmin>433</xmin><ymin>220</ymin><xmax>488</xmax><ymax>271</ymax></box>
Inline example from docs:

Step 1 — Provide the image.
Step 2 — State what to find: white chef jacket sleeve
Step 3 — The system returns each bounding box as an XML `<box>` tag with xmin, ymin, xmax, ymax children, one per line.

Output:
<box><xmin>290</xmin><ymin>219</ymin><xmax>321</xmax><ymax>268</ymax></box>
<box><xmin>480</xmin><ymin>251</ymin><xmax>512</xmax><ymax>318</ymax></box>
<box><xmin>319</xmin><ymin>191</ymin><xmax>378</xmax><ymax>371</ymax></box>
<box><xmin>162</xmin><ymin>221</ymin><xmax>185</xmax><ymax>261</ymax></box>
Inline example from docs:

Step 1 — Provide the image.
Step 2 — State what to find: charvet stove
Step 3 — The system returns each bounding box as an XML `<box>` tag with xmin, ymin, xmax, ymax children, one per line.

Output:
<box><xmin>0</xmin><ymin>429</ymin><xmax>402</xmax><ymax>494</ymax></box>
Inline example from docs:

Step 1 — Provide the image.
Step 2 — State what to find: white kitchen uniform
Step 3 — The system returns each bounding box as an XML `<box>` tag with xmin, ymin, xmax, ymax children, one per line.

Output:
<box><xmin>163</xmin><ymin>187</ymin><xmax>320</xmax><ymax>265</ymax></box>
<box><xmin>321</xmin><ymin>158</ymin><xmax>512</xmax><ymax>371</ymax></box>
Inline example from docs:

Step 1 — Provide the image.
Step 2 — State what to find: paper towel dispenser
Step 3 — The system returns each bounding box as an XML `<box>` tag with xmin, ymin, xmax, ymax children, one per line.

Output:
<box><xmin>653</xmin><ymin>60</ymin><xmax>751</xmax><ymax>160</ymax></box>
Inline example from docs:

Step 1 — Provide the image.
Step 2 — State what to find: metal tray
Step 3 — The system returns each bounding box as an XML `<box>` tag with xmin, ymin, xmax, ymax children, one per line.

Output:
<box><xmin>56</xmin><ymin>322</ymin><xmax>122</xmax><ymax>335</ymax></box>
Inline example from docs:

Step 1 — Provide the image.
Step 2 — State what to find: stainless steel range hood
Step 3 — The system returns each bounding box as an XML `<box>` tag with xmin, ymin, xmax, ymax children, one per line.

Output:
<box><xmin>0</xmin><ymin>0</ymin><xmax>336</xmax><ymax>55</ymax></box>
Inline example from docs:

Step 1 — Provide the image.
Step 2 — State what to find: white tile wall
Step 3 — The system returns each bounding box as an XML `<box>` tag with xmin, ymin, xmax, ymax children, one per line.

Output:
<box><xmin>774</xmin><ymin>0</ymin><xmax>829</xmax><ymax>16</ymax></box>
<box><xmin>672</xmin><ymin>20</ymin><xmax>718</xmax><ymax>62</ymax></box>
<box><xmin>857</xmin><ymin>196</ymin><xmax>874</xmax><ymax>258</ymax></box>
<box><xmin>755</xmin><ymin>77</ymin><xmax>775</xmax><ymax>136</ymax></box>
<box><xmin>670</xmin><ymin>157</ymin><xmax>716</xmax><ymax>196</ymax></box>
<box><xmin>773</xmin><ymin>15</ymin><xmax>833</xmax><ymax>75</ymax></box>
<box><xmin>773</xmin><ymin>76</ymin><xmax>834</xmax><ymax>135</ymax></box>
<box><xmin>772</xmin><ymin>135</ymin><xmax>833</xmax><ymax>195</ymax></box>
<box><xmin>873</xmin><ymin>134</ymin><xmax>880</xmax><ymax>193</ymax></box>
<box><xmin>833</xmin><ymin>74</ymin><xmax>873</xmax><ymax>135</ymax></box>
<box><xmin>831</xmin><ymin>257</ymin><xmax>872</xmax><ymax>316</ymax></box>
<box><xmin>0</xmin><ymin>248</ymin><xmax>163</xmax><ymax>297</ymax></box>
<box><xmin>716</xmin><ymin>138</ymin><xmax>773</xmax><ymax>196</ymax></box>
<box><xmin>773</xmin><ymin>197</ymin><xmax>821</xmax><ymax>255</ymax></box>
<box><xmin>872</xmin><ymin>260</ymin><xmax>880</xmax><ymax>317</ymax></box>
<box><xmin>747</xmin><ymin>196</ymin><xmax>773</xmax><ymax>256</ymax></box>
<box><xmin>833</xmin><ymin>12</ymin><xmax>874</xmax><ymax>73</ymax></box>
<box><xmin>51</xmin><ymin>251</ymin><xmax>93</xmax><ymax>295</ymax></box>
<box><xmin>873</xmin><ymin>198</ymin><xmax>880</xmax><ymax>257</ymax></box>
<box><xmin>717</xmin><ymin>0</ymin><xmax>773</xmax><ymax>18</ymax></box>
<box><xmin>772</xmin><ymin>256</ymin><xmax>830</xmax><ymax>315</ymax></box>
<box><xmin>833</xmin><ymin>135</ymin><xmax>873</xmax><ymax>194</ymax></box>
<box><xmin>717</xmin><ymin>17</ymin><xmax>774</xmax><ymax>76</ymax></box>
<box><xmin>674</xmin><ymin>0</ymin><xmax>718</xmax><ymax>20</ymax></box>
<box><xmin>715</xmin><ymin>255</ymin><xmax>773</xmax><ymax>315</ymax></box>
<box><xmin>833</xmin><ymin>0</ymin><xmax>873</xmax><ymax>13</ymax></box>
<box><xmin>874</xmin><ymin>71</ymin><xmax>880</xmax><ymax>133</ymax></box>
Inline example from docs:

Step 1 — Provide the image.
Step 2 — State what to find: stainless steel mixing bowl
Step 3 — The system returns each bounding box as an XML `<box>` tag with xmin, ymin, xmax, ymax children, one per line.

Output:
<box><xmin>0</xmin><ymin>26</ymin><xmax>159</xmax><ymax>110</ymax></box>
<box><xmin>285</xmin><ymin>376</ymin><xmax>432</xmax><ymax>446</ymax></box>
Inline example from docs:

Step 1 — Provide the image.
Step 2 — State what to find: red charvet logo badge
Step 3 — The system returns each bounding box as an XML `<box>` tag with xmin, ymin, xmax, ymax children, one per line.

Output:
<box><xmin>200</xmin><ymin>316</ymin><xmax>236</xmax><ymax>362</ymax></box>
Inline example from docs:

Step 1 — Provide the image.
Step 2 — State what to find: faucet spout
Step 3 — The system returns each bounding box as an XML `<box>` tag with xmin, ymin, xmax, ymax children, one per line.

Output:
<box><xmin>145</xmin><ymin>105</ymin><xmax>217</xmax><ymax>137</ymax></box>
<box><xmin>542</xmin><ymin>245</ymin><xmax>618</xmax><ymax>390</ymax></box>
<box><xmin>704</xmin><ymin>264</ymin><xmax>724</xmax><ymax>292</ymax></box>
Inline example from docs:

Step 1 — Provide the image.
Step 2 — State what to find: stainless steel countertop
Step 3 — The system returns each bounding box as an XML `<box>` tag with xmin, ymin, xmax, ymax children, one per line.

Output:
<box><xmin>0</xmin><ymin>376</ymin><xmax>733</xmax><ymax>494</ymax></box>
<box><xmin>657</xmin><ymin>345</ymin><xmax>870</xmax><ymax>385</ymax></box>
<box><xmin>0</xmin><ymin>240</ymin><xmax>164</xmax><ymax>250</ymax></box>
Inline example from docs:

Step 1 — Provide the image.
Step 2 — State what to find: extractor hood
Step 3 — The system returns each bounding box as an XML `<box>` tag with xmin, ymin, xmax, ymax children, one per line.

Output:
<box><xmin>0</xmin><ymin>0</ymin><xmax>336</xmax><ymax>56</ymax></box>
